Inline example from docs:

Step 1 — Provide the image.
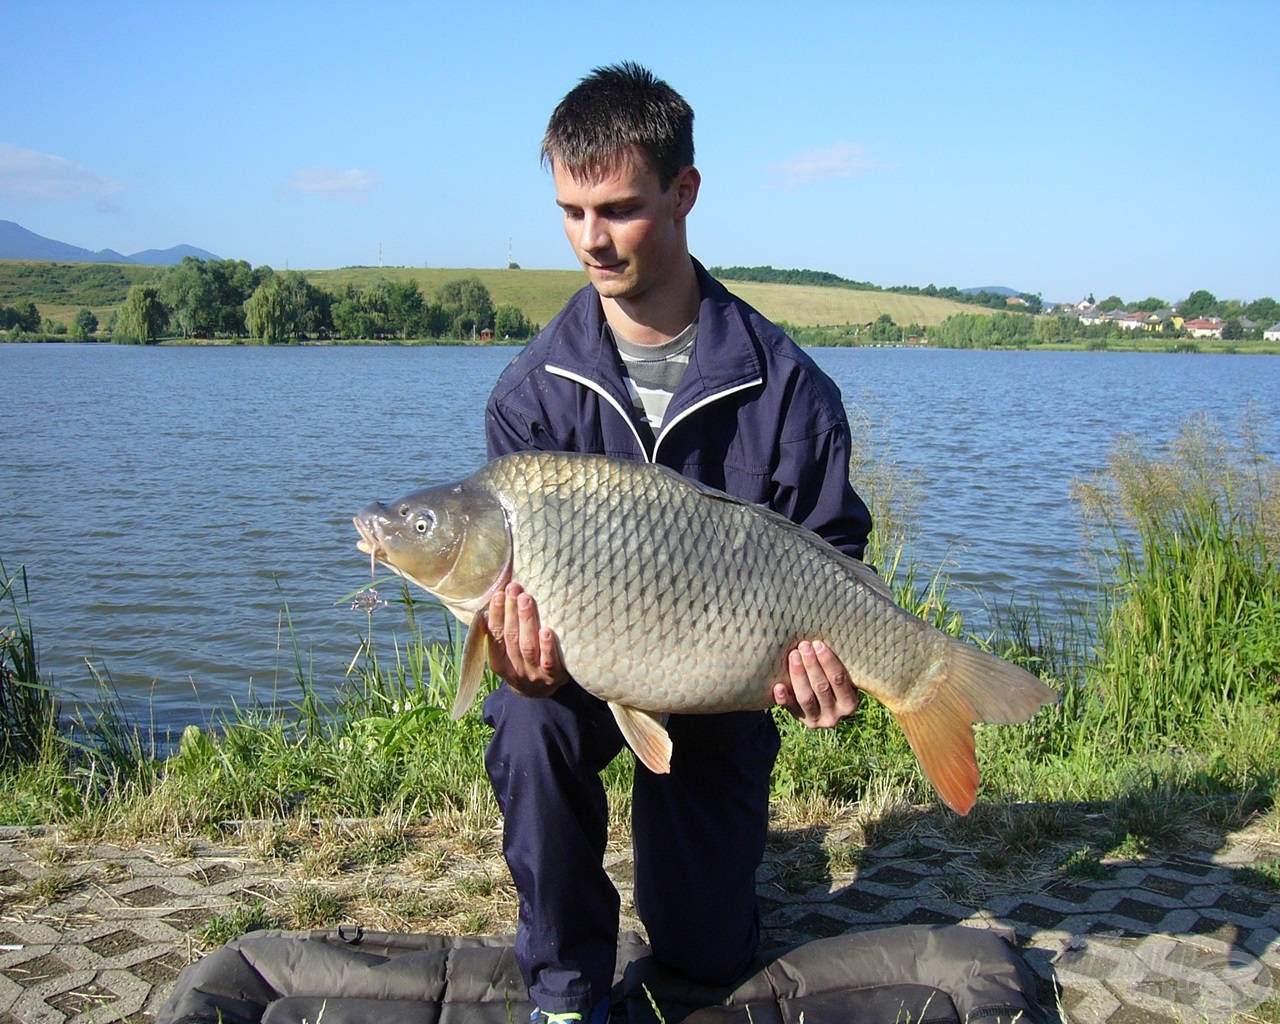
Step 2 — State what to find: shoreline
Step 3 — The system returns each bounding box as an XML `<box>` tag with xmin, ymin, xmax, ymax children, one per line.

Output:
<box><xmin>5</xmin><ymin>335</ymin><xmax>1280</xmax><ymax>355</ymax></box>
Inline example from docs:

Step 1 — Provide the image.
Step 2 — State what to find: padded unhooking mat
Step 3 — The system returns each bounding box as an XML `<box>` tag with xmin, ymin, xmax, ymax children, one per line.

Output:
<box><xmin>156</xmin><ymin>923</ymin><xmax>1048</xmax><ymax>1024</ymax></box>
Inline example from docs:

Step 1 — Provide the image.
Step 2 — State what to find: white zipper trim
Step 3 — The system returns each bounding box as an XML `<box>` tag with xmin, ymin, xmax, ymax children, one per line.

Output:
<box><xmin>547</xmin><ymin>363</ymin><xmax>763</xmax><ymax>464</ymax></box>
<box><xmin>655</xmin><ymin>379</ymin><xmax>762</xmax><ymax>458</ymax></box>
<box><xmin>546</xmin><ymin>365</ymin><xmax>650</xmax><ymax>458</ymax></box>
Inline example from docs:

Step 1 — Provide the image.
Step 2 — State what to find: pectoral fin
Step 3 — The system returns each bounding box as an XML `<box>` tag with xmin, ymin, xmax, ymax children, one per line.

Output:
<box><xmin>452</xmin><ymin>610</ymin><xmax>490</xmax><ymax>720</ymax></box>
<box><xmin>610</xmin><ymin>703</ymin><xmax>673</xmax><ymax>774</ymax></box>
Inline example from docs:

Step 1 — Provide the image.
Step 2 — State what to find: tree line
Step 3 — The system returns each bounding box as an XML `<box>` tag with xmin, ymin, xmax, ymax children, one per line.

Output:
<box><xmin>108</xmin><ymin>258</ymin><xmax>539</xmax><ymax>344</ymax></box>
<box><xmin>1085</xmin><ymin>289</ymin><xmax>1279</xmax><ymax>327</ymax></box>
<box><xmin>3</xmin><ymin>301</ymin><xmax>101</xmax><ymax>340</ymax></box>
<box><xmin>709</xmin><ymin>264</ymin><xmax>1043</xmax><ymax>313</ymax></box>
<box><xmin>924</xmin><ymin>309</ymin><xmax>1277</xmax><ymax>348</ymax></box>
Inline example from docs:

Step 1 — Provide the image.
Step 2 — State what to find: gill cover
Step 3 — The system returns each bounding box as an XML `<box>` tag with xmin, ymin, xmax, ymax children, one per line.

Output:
<box><xmin>379</xmin><ymin>479</ymin><xmax>511</xmax><ymax>621</ymax></box>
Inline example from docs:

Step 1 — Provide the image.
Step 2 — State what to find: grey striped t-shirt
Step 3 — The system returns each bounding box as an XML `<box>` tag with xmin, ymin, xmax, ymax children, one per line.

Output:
<box><xmin>611</xmin><ymin>320</ymin><xmax>697</xmax><ymax>436</ymax></box>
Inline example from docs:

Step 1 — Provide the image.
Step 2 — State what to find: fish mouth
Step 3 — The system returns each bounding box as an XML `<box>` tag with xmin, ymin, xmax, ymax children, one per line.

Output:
<box><xmin>353</xmin><ymin>515</ymin><xmax>386</xmax><ymax>575</ymax></box>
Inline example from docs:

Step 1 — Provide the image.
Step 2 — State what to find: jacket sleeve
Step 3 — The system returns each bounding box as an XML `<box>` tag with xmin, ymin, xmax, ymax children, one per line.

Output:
<box><xmin>485</xmin><ymin>361</ymin><xmax>563</xmax><ymax>459</ymax></box>
<box><xmin>486</xmin><ymin>388</ymin><xmax>536</xmax><ymax>459</ymax></box>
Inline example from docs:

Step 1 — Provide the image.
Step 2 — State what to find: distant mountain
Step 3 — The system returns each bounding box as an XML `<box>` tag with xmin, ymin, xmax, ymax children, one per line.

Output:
<box><xmin>122</xmin><ymin>243</ymin><xmax>221</xmax><ymax>265</ymax></box>
<box><xmin>0</xmin><ymin>220</ymin><xmax>219</xmax><ymax>265</ymax></box>
<box><xmin>961</xmin><ymin>285</ymin><xmax>1021</xmax><ymax>297</ymax></box>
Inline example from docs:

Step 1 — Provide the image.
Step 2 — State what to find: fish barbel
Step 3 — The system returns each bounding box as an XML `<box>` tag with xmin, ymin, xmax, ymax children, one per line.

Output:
<box><xmin>353</xmin><ymin>452</ymin><xmax>1057</xmax><ymax>814</ymax></box>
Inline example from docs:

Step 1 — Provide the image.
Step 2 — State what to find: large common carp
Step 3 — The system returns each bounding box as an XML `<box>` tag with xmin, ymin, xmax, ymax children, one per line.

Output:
<box><xmin>353</xmin><ymin>452</ymin><xmax>1056</xmax><ymax>814</ymax></box>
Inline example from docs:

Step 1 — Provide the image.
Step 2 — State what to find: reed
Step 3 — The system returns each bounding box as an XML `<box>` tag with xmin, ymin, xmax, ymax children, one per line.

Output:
<box><xmin>0</xmin><ymin>562</ymin><xmax>59</xmax><ymax>764</ymax></box>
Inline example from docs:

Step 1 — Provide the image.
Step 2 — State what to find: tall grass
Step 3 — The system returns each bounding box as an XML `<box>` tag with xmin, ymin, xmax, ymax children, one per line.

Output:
<box><xmin>1072</xmin><ymin>414</ymin><xmax>1279</xmax><ymax>760</ymax></box>
<box><xmin>125</xmin><ymin>591</ymin><xmax>496</xmax><ymax>832</ymax></box>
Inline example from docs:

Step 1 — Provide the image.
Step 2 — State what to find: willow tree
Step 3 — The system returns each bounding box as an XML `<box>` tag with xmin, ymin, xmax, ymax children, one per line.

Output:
<box><xmin>245</xmin><ymin>277</ymin><xmax>291</xmax><ymax>343</ymax></box>
<box><xmin>114</xmin><ymin>284</ymin><xmax>167</xmax><ymax>344</ymax></box>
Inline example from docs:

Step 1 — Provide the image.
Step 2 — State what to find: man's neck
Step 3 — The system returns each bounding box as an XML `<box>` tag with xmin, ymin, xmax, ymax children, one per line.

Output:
<box><xmin>601</xmin><ymin>256</ymin><xmax>700</xmax><ymax>346</ymax></box>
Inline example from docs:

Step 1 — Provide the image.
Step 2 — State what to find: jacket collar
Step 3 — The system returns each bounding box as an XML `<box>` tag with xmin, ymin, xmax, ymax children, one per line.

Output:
<box><xmin>548</xmin><ymin>258</ymin><xmax>765</xmax><ymax>413</ymax></box>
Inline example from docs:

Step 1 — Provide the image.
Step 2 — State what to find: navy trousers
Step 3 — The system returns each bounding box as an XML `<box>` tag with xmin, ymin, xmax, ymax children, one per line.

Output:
<box><xmin>483</xmin><ymin>682</ymin><xmax>780</xmax><ymax>1014</ymax></box>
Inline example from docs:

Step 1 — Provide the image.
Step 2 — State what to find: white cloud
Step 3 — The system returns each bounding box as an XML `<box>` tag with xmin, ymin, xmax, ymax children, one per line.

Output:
<box><xmin>280</xmin><ymin>167</ymin><xmax>380</xmax><ymax>203</ymax></box>
<box><xmin>770</xmin><ymin>142</ymin><xmax>880</xmax><ymax>189</ymax></box>
<box><xmin>0</xmin><ymin>143</ymin><xmax>126</xmax><ymax>206</ymax></box>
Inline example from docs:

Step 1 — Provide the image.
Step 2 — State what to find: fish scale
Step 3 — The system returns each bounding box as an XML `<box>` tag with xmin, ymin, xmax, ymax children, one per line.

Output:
<box><xmin>354</xmin><ymin>451</ymin><xmax>1058</xmax><ymax>814</ymax></box>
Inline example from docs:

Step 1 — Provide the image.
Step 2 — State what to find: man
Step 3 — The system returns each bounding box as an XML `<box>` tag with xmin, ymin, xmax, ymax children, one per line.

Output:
<box><xmin>481</xmin><ymin>62</ymin><xmax>872</xmax><ymax>1024</ymax></box>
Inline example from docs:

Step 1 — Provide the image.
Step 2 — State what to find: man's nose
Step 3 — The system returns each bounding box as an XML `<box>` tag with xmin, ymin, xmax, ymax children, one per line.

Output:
<box><xmin>576</xmin><ymin>211</ymin><xmax>609</xmax><ymax>252</ymax></box>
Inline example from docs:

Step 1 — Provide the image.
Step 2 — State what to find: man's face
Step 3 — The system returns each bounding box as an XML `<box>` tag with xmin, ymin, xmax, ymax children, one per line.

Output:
<box><xmin>552</xmin><ymin>149</ymin><xmax>698</xmax><ymax>305</ymax></box>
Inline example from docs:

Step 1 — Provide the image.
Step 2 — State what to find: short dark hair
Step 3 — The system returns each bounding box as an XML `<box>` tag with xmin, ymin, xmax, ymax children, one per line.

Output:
<box><xmin>542</xmin><ymin>62</ymin><xmax>694</xmax><ymax>191</ymax></box>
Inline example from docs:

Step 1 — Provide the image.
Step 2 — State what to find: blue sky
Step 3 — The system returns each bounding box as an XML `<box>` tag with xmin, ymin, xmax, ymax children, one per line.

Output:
<box><xmin>3</xmin><ymin>1</ymin><xmax>1276</xmax><ymax>305</ymax></box>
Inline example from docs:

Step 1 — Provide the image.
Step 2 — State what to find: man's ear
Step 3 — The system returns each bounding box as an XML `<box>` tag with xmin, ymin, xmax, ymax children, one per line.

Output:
<box><xmin>672</xmin><ymin>165</ymin><xmax>701</xmax><ymax>219</ymax></box>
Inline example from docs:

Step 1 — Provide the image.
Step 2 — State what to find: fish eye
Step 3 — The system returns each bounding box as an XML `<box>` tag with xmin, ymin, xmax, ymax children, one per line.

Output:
<box><xmin>413</xmin><ymin>512</ymin><xmax>435</xmax><ymax>535</ymax></box>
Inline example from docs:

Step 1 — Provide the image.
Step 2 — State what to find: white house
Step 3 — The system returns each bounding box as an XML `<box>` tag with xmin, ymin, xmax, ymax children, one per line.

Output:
<box><xmin>1184</xmin><ymin>317</ymin><xmax>1225</xmax><ymax>339</ymax></box>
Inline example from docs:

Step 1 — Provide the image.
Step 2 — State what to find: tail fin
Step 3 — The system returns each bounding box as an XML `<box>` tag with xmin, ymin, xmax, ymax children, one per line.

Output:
<box><xmin>893</xmin><ymin>645</ymin><xmax>1057</xmax><ymax>815</ymax></box>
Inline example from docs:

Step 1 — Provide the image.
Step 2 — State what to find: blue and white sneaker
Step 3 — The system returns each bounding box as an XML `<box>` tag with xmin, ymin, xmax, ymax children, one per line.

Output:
<box><xmin>529</xmin><ymin>1013</ymin><xmax>583</xmax><ymax>1024</ymax></box>
<box><xmin>529</xmin><ymin>997</ymin><xmax>610</xmax><ymax>1024</ymax></box>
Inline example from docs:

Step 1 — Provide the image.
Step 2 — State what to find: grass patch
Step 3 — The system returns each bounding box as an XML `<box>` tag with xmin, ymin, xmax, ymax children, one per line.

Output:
<box><xmin>199</xmin><ymin>901</ymin><xmax>275</xmax><ymax>948</ymax></box>
<box><xmin>26</xmin><ymin>870</ymin><xmax>79</xmax><ymax>904</ymax></box>
<box><xmin>1237</xmin><ymin>857</ymin><xmax>1280</xmax><ymax>892</ymax></box>
<box><xmin>288</xmin><ymin>884</ymin><xmax>348</xmax><ymax>928</ymax></box>
<box><xmin>1061</xmin><ymin>845</ymin><xmax>1116</xmax><ymax>880</ymax></box>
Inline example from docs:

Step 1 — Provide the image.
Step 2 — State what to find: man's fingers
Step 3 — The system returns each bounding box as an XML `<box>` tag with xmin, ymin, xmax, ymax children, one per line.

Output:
<box><xmin>503</xmin><ymin>584</ymin><xmax>523</xmax><ymax>652</ymax></box>
<box><xmin>485</xmin><ymin>583</ymin><xmax>567</xmax><ymax>698</ymax></box>
<box><xmin>486</xmin><ymin>591</ymin><xmax>510</xmax><ymax>670</ymax></box>
<box><xmin>516</xmin><ymin>591</ymin><xmax>541</xmax><ymax>663</ymax></box>
<box><xmin>810</xmin><ymin>640</ymin><xmax>859</xmax><ymax>718</ymax></box>
<box><xmin>789</xmin><ymin>644</ymin><xmax>823</xmax><ymax>721</ymax></box>
<box><xmin>782</xmin><ymin>641</ymin><xmax>860</xmax><ymax>729</ymax></box>
<box><xmin>772</xmin><ymin>680</ymin><xmax>800</xmax><ymax>718</ymax></box>
<box><xmin>539</xmin><ymin>627</ymin><xmax>560</xmax><ymax>672</ymax></box>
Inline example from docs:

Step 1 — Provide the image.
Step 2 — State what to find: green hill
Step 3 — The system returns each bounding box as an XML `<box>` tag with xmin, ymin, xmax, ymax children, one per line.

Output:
<box><xmin>0</xmin><ymin>259</ymin><xmax>161</xmax><ymax>323</ymax></box>
<box><xmin>2</xmin><ymin>259</ymin><xmax>992</xmax><ymax>332</ymax></box>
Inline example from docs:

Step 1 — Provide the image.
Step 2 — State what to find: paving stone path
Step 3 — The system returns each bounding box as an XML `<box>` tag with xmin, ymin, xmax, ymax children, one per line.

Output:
<box><xmin>1</xmin><ymin>810</ymin><xmax>1276</xmax><ymax>1024</ymax></box>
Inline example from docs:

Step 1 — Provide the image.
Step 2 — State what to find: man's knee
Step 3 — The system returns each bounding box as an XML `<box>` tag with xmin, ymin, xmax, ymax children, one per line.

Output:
<box><xmin>483</xmin><ymin>683</ymin><xmax>622</xmax><ymax>783</ymax></box>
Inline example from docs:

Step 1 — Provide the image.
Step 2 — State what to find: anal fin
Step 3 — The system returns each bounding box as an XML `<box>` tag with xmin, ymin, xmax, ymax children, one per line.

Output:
<box><xmin>610</xmin><ymin>703</ymin><xmax>673</xmax><ymax>774</ymax></box>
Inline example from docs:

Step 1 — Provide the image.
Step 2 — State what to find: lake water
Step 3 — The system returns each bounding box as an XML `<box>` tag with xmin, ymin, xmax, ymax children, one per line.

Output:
<box><xmin>3</xmin><ymin>342</ymin><xmax>1277</xmax><ymax>736</ymax></box>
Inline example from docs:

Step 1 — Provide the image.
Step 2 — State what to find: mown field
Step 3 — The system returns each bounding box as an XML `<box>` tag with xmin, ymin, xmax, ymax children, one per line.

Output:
<box><xmin>304</xmin><ymin>266</ymin><xmax>989</xmax><ymax>329</ymax></box>
<box><xmin>0</xmin><ymin>258</ymin><xmax>990</xmax><ymax>332</ymax></box>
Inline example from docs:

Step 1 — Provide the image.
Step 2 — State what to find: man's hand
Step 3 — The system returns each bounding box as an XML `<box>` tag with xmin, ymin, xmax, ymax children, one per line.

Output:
<box><xmin>773</xmin><ymin>641</ymin><xmax>860</xmax><ymax>728</ymax></box>
<box><xmin>486</xmin><ymin>582</ymin><xmax>570</xmax><ymax>698</ymax></box>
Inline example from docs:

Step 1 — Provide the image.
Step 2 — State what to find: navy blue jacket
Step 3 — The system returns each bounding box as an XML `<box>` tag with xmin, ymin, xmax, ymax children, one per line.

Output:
<box><xmin>485</xmin><ymin>261</ymin><xmax>871</xmax><ymax>560</ymax></box>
